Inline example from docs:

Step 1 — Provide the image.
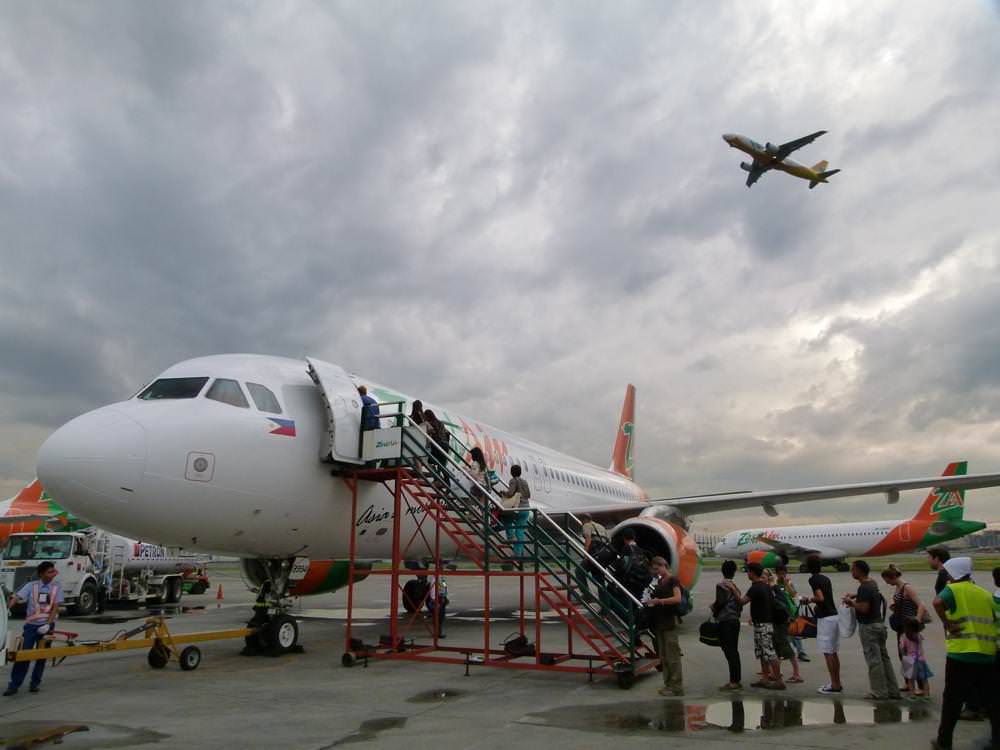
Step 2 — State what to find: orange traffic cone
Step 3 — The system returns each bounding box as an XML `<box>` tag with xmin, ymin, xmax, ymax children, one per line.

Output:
<box><xmin>216</xmin><ymin>584</ymin><xmax>224</xmax><ymax>608</ymax></box>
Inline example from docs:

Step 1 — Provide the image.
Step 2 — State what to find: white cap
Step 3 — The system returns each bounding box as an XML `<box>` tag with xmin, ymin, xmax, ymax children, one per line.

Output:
<box><xmin>942</xmin><ymin>556</ymin><xmax>973</xmax><ymax>581</ymax></box>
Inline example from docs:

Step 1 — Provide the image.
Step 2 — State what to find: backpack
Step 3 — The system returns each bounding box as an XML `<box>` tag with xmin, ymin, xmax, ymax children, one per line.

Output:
<box><xmin>616</xmin><ymin>547</ymin><xmax>651</xmax><ymax>595</ymax></box>
<box><xmin>676</xmin><ymin>584</ymin><xmax>692</xmax><ymax>617</ymax></box>
<box><xmin>771</xmin><ymin>585</ymin><xmax>790</xmax><ymax>625</ymax></box>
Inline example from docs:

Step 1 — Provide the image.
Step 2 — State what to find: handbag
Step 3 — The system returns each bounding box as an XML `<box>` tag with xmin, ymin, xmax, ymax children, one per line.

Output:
<box><xmin>788</xmin><ymin>603</ymin><xmax>818</xmax><ymax>639</ymax></box>
<box><xmin>838</xmin><ymin>605</ymin><xmax>857</xmax><ymax>639</ymax></box>
<box><xmin>699</xmin><ymin>618</ymin><xmax>721</xmax><ymax>647</ymax></box>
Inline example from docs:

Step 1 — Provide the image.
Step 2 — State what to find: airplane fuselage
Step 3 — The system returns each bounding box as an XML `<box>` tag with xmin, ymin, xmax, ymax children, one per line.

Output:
<box><xmin>714</xmin><ymin>516</ymin><xmax>986</xmax><ymax>563</ymax></box>
<box><xmin>37</xmin><ymin>355</ymin><xmax>647</xmax><ymax>562</ymax></box>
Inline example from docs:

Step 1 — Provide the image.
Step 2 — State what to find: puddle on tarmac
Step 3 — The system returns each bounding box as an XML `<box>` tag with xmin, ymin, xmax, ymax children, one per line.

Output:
<box><xmin>407</xmin><ymin>688</ymin><xmax>468</xmax><ymax>703</ymax></box>
<box><xmin>0</xmin><ymin>720</ymin><xmax>167</xmax><ymax>749</ymax></box>
<box><xmin>522</xmin><ymin>699</ymin><xmax>932</xmax><ymax>735</ymax></box>
<box><xmin>323</xmin><ymin>717</ymin><xmax>408</xmax><ymax>747</ymax></box>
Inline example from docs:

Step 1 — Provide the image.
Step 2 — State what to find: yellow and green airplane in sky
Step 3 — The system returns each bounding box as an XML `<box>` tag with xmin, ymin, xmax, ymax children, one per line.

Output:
<box><xmin>723</xmin><ymin>131</ymin><xmax>840</xmax><ymax>188</ymax></box>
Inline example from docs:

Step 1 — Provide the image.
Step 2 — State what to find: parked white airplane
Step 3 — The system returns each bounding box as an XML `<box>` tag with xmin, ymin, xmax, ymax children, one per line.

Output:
<box><xmin>714</xmin><ymin>462</ymin><xmax>988</xmax><ymax>571</ymax></box>
<box><xmin>35</xmin><ymin>354</ymin><xmax>1000</xmax><ymax>637</ymax></box>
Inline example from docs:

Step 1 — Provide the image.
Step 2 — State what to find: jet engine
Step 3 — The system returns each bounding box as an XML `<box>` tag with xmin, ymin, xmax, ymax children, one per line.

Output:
<box><xmin>610</xmin><ymin>516</ymin><xmax>701</xmax><ymax>589</ymax></box>
<box><xmin>240</xmin><ymin>558</ymin><xmax>371</xmax><ymax>597</ymax></box>
<box><xmin>740</xmin><ymin>162</ymin><xmax>753</xmax><ymax>172</ymax></box>
<box><xmin>765</xmin><ymin>142</ymin><xmax>779</xmax><ymax>154</ymax></box>
<box><xmin>745</xmin><ymin>549</ymin><xmax>787</xmax><ymax>568</ymax></box>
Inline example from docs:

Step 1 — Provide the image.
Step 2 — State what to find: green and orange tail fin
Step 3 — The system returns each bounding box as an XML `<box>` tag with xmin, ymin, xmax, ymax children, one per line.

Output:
<box><xmin>610</xmin><ymin>384</ymin><xmax>636</xmax><ymax>480</ymax></box>
<box><xmin>912</xmin><ymin>461</ymin><xmax>967</xmax><ymax>522</ymax></box>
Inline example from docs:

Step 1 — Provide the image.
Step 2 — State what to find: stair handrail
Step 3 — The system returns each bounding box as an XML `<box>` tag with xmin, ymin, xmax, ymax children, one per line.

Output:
<box><xmin>393</xmin><ymin>413</ymin><xmax>642</xmax><ymax>610</ymax></box>
<box><xmin>532</xmin><ymin>511</ymin><xmax>643</xmax><ymax>609</ymax></box>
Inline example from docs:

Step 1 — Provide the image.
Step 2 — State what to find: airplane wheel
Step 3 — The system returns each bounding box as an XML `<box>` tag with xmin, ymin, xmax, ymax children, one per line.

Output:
<box><xmin>147</xmin><ymin>642</ymin><xmax>170</xmax><ymax>669</ymax></box>
<box><xmin>267</xmin><ymin>614</ymin><xmax>299</xmax><ymax>653</ymax></box>
<box><xmin>342</xmin><ymin>652</ymin><xmax>356</xmax><ymax>668</ymax></box>
<box><xmin>798</xmin><ymin>564</ymin><xmax>809</xmax><ymax>574</ymax></box>
<box><xmin>179</xmin><ymin>646</ymin><xmax>201</xmax><ymax>671</ymax></box>
<box><xmin>835</xmin><ymin>562</ymin><xmax>850</xmax><ymax>572</ymax></box>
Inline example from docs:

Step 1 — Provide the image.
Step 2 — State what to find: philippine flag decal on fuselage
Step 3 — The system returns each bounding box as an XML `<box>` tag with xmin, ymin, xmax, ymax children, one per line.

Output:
<box><xmin>268</xmin><ymin>418</ymin><xmax>296</xmax><ymax>437</ymax></box>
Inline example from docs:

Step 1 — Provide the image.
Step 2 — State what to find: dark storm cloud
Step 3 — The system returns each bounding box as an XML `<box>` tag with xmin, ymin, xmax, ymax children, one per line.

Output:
<box><xmin>1</xmin><ymin>2</ymin><xmax>999</xmax><ymax>528</ymax></box>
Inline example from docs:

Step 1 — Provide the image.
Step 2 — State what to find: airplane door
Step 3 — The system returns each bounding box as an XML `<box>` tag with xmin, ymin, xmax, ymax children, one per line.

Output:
<box><xmin>306</xmin><ymin>357</ymin><xmax>364</xmax><ymax>464</ymax></box>
<box><xmin>540</xmin><ymin>458</ymin><xmax>552</xmax><ymax>494</ymax></box>
<box><xmin>897</xmin><ymin>524</ymin><xmax>910</xmax><ymax>543</ymax></box>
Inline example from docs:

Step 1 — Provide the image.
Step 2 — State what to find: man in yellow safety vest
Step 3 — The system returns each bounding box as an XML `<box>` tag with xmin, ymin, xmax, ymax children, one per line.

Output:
<box><xmin>931</xmin><ymin>557</ymin><xmax>999</xmax><ymax>750</ymax></box>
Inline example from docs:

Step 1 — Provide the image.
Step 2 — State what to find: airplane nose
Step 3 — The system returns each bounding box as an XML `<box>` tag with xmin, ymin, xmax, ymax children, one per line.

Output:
<box><xmin>37</xmin><ymin>407</ymin><xmax>146</xmax><ymax>519</ymax></box>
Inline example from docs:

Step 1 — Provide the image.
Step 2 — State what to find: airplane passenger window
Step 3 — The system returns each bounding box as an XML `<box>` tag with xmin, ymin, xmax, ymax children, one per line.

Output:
<box><xmin>137</xmin><ymin>377</ymin><xmax>209</xmax><ymax>400</ymax></box>
<box><xmin>206</xmin><ymin>378</ymin><xmax>250</xmax><ymax>409</ymax></box>
<box><xmin>247</xmin><ymin>382</ymin><xmax>282</xmax><ymax>414</ymax></box>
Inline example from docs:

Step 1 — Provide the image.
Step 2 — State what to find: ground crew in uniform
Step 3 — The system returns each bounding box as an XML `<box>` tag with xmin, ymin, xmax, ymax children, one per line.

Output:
<box><xmin>931</xmin><ymin>557</ymin><xmax>999</xmax><ymax>750</ymax></box>
<box><xmin>5</xmin><ymin>561</ymin><xmax>63</xmax><ymax>696</ymax></box>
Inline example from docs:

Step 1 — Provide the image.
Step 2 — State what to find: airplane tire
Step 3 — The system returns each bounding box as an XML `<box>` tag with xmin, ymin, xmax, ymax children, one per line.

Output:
<box><xmin>835</xmin><ymin>562</ymin><xmax>850</xmax><ymax>573</ymax></box>
<box><xmin>267</xmin><ymin>614</ymin><xmax>299</xmax><ymax>653</ymax></box>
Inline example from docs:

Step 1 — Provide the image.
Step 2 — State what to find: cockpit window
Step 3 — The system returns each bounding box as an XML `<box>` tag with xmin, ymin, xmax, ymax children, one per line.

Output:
<box><xmin>137</xmin><ymin>377</ymin><xmax>209</xmax><ymax>400</ymax></box>
<box><xmin>246</xmin><ymin>382</ymin><xmax>282</xmax><ymax>414</ymax></box>
<box><xmin>206</xmin><ymin>378</ymin><xmax>250</xmax><ymax>408</ymax></box>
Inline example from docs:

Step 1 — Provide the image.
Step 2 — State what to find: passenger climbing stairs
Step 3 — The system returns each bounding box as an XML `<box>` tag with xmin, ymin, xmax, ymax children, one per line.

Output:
<box><xmin>338</xmin><ymin>407</ymin><xmax>657</xmax><ymax>687</ymax></box>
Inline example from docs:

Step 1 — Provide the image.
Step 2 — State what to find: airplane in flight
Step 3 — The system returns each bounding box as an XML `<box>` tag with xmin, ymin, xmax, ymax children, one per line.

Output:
<box><xmin>713</xmin><ymin>461</ymin><xmax>988</xmax><ymax>570</ymax></box>
<box><xmin>722</xmin><ymin>131</ymin><xmax>840</xmax><ymax>188</ymax></box>
<box><xmin>34</xmin><ymin>354</ymin><xmax>1000</xmax><ymax>645</ymax></box>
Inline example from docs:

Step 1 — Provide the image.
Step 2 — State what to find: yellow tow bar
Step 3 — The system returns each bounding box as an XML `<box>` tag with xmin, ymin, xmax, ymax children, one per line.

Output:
<box><xmin>5</xmin><ymin>616</ymin><xmax>255</xmax><ymax>671</ymax></box>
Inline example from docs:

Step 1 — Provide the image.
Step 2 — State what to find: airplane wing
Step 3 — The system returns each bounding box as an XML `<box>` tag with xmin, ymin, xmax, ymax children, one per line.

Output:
<box><xmin>775</xmin><ymin>130</ymin><xmax>826</xmax><ymax>160</ymax></box>
<box><xmin>756</xmin><ymin>535</ymin><xmax>846</xmax><ymax>562</ymax></box>
<box><xmin>745</xmin><ymin>165</ymin><xmax>766</xmax><ymax>187</ymax></box>
<box><xmin>570</xmin><ymin>471</ymin><xmax>1000</xmax><ymax>521</ymax></box>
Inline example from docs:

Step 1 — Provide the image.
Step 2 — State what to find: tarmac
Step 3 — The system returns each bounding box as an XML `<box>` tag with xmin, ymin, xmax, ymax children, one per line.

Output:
<box><xmin>0</xmin><ymin>566</ymin><xmax>994</xmax><ymax>750</ymax></box>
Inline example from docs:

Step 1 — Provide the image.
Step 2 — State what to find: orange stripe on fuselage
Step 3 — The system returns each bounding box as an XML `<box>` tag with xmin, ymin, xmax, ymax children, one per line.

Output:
<box><xmin>862</xmin><ymin>520</ymin><xmax>928</xmax><ymax>556</ymax></box>
<box><xmin>289</xmin><ymin>560</ymin><xmax>335</xmax><ymax>596</ymax></box>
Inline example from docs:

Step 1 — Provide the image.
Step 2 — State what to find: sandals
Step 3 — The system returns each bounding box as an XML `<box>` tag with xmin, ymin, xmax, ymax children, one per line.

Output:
<box><xmin>787</xmin><ymin>676</ymin><xmax>804</xmax><ymax>683</ymax></box>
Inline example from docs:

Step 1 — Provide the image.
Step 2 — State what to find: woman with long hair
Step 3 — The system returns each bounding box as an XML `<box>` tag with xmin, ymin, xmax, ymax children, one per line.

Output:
<box><xmin>881</xmin><ymin>563</ymin><xmax>927</xmax><ymax>690</ymax></box>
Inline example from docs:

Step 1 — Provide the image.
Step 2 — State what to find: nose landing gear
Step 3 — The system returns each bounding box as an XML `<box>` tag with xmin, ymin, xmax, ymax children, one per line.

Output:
<box><xmin>240</xmin><ymin>558</ymin><xmax>305</xmax><ymax>657</ymax></box>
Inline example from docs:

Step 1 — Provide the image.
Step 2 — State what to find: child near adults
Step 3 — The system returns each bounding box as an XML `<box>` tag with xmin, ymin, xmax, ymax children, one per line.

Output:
<box><xmin>881</xmin><ymin>563</ymin><xmax>928</xmax><ymax>690</ymax></box>
<box><xmin>801</xmin><ymin>556</ymin><xmax>843</xmax><ymax>695</ymax></box>
<box><xmin>738</xmin><ymin>562</ymin><xmax>784</xmax><ymax>690</ymax></box>
<box><xmin>778</xmin><ymin>567</ymin><xmax>809</xmax><ymax>661</ymax></box>
<box><xmin>900</xmin><ymin>617</ymin><xmax>933</xmax><ymax>700</ymax></box>
<box><xmin>712</xmin><ymin>559</ymin><xmax>743</xmax><ymax>691</ymax></box>
<box><xmin>772</xmin><ymin>566</ymin><xmax>804</xmax><ymax>683</ymax></box>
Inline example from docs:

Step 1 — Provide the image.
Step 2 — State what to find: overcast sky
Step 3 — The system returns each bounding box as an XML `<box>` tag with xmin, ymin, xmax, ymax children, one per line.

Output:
<box><xmin>2</xmin><ymin>2</ymin><xmax>999</xmax><ymax>533</ymax></box>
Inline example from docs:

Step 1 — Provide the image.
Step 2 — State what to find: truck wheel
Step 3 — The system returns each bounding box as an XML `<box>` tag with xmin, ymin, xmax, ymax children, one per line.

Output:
<box><xmin>165</xmin><ymin>578</ymin><xmax>182</xmax><ymax>605</ymax></box>
<box><xmin>147</xmin><ymin>642</ymin><xmax>170</xmax><ymax>669</ymax></box>
<box><xmin>179</xmin><ymin>646</ymin><xmax>201</xmax><ymax>671</ymax></box>
<box><xmin>269</xmin><ymin>614</ymin><xmax>299</xmax><ymax>654</ymax></box>
<box><xmin>71</xmin><ymin>581</ymin><xmax>98</xmax><ymax>616</ymax></box>
<box><xmin>189</xmin><ymin>581</ymin><xmax>207</xmax><ymax>595</ymax></box>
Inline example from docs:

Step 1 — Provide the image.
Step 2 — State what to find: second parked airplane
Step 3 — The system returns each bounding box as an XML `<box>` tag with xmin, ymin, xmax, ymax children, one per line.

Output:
<box><xmin>713</xmin><ymin>462</ymin><xmax>987</xmax><ymax>570</ymax></box>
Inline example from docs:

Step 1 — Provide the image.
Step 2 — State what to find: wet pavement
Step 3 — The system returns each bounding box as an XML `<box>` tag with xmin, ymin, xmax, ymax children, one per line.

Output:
<box><xmin>0</xmin><ymin>566</ymin><xmax>994</xmax><ymax>749</ymax></box>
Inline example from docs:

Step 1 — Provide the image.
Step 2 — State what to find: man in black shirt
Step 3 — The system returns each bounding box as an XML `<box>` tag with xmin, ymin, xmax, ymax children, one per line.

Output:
<box><xmin>927</xmin><ymin>547</ymin><xmax>951</xmax><ymax>595</ymax></box>
<box><xmin>739</xmin><ymin>562</ymin><xmax>784</xmax><ymax>690</ymax></box>
<box><xmin>844</xmin><ymin>559</ymin><xmax>900</xmax><ymax>701</ymax></box>
<box><xmin>802</xmin><ymin>556</ymin><xmax>843</xmax><ymax>695</ymax></box>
